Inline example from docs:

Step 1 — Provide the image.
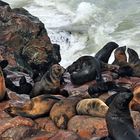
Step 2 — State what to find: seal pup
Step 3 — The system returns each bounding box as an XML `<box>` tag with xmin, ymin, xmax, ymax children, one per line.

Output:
<box><xmin>5</xmin><ymin>94</ymin><xmax>60</xmax><ymax>119</ymax></box>
<box><xmin>112</xmin><ymin>46</ymin><xmax>127</xmax><ymax>65</ymax></box>
<box><xmin>30</xmin><ymin>64</ymin><xmax>65</xmax><ymax>98</ymax></box>
<box><xmin>106</xmin><ymin>91</ymin><xmax>140</xmax><ymax>140</ymax></box>
<box><xmin>76</xmin><ymin>98</ymin><xmax>108</xmax><ymax>117</ymax></box>
<box><xmin>67</xmin><ymin>56</ymin><xmax>103</xmax><ymax>85</ymax></box>
<box><xmin>95</xmin><ymin>42</ymin><xmax>119</xmax><ymax>63</ymax></box>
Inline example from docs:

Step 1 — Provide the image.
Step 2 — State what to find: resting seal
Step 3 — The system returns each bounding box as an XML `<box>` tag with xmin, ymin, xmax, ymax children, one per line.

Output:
<box><xmin>95</xmin><ymin>42</ymin><xmax>119</xmax><ymax>63</ymax></box>
<box><xmin>30</xmin><ymin>64</ymin><xmax>65</xmax><ymax>98</ymax></box>
<box><xmin>106</xmin><ymin>91</ymin><xmax>140</xmax><ymax>140</ymax></box>
<box><xmin>67</xmin><ymin>56</ymin><xmax>103</xmax><ymax>85</ymax></box>
<box><xmin>76</xmin><ymin>98</ymin><xmax>108</xmax><ymax>117</ymax></box>
<box><xmin>5</xmin><ymin>94</ymin><xmax>60</xmax><ymax>119</ymax></box>
<box><xmin>112</xmin><ymin>46</ymin><xmax>127</xmax><ymax>65</ymax></box>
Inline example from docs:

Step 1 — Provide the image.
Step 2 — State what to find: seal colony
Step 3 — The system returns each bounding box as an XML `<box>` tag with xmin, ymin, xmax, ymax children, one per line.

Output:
<box><xmin>2</xmin><ymin>41</ymin><xmax>140</xmax><ymax>139</ymax></box>
<box><xmin>0</xmin><ymin>1</ymin><xmax>140</xmax><ymax>139</ymax></box>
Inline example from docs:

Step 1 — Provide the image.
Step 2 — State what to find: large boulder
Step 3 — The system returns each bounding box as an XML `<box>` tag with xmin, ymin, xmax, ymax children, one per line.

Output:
<box><xmin>0</xmin><ymin>1</ymin><xmax>61</xmax><ymax>77</ymax></box>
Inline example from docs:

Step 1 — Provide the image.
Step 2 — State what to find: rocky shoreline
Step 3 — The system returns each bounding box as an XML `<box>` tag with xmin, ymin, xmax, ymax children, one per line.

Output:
<box><xmin>0</xmin><ymin>1</ymin><xmax>140</xmax><ymax>140</ymax></box>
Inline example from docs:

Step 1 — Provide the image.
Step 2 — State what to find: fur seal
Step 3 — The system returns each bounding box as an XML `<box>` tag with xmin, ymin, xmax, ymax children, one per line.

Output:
<box><xmin>5</xmin><ymin>94</ymin><xmax>60</xmax><ymax>119</ymax></box>
<box><xmin>106</xmin><ymin>91</ymin><xmax>140</xmax><ymax>140</ymax></box>
<box><xmin>95</xmin><ymin>42</ymin><xmax>119</xmax><ymax>63</ymax></box>
<box><xmin>67</xmin><ymin>56</ymin><xmax>103</xmax><ymax>85</ymax></box>
<box><xmin>88</xmin><ymin>81</ymin><xmax>117</xmax><ymax>98</ymax></box>
<box><xmin>88</xmin><ymin>82</ymin><xmax>131</xmax><ymax>98</ymax></box>
<box><xmin>127</xmin><ymin>48</ymin><xmax>140</xmax><ymax>77</ymax></box>
<box><xmin>127</xmin><ymin>48</ymin><xmax>140</xmax><ymax>65</ymax></box>
<box><xmin>112</xmin><ymin>46</ymin><xmax>127</xmax><ymax>65</ymax></box>
<box><xmin>30</xmin><ymin>64</ymin><xmax>65</xmax><ymax>98</ymax></box>
<box><xmin>76</xmin><ymin>98</ymin><xmax>108</xmax><ymax>117</ymax></box>
<box><xmin>5</xmin><ymin>76</ymin><xmax>32</xmax><ymax>95</ymax></box>
<box><xmin>0</xmin><ymin>60</ymin><xmax>8</xmax><ymax>101</ymax></box>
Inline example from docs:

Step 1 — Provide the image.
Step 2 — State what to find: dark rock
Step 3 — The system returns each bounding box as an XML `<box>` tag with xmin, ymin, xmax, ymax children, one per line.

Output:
<box><xmin>0</xmin><ymin>1</ymin><xmax>61</xmax><ymax>77</ymax></box>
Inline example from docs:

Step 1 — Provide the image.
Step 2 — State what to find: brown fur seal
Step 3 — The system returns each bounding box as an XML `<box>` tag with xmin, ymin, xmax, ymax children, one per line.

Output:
<box><xmin>0</xmin><ymin>60</ymin><xmax>8</xmax><ymax>101</ymax></box>
<box><xmin>67</xmin><ymin>56</ymin><xmax>103</xmax><ymax>85</ymax></box>
<box><xmin>5</xmin><ymin>94</ymin><xmax>60</xmax><ymax>119</ymax></box>
<box><xmin>127</xmin><ymin>48</ymin><xmax>140</xmax><ymax>77</ymax></box>
<box><xmin>112</xmin><ymin>46</ymin><xmax>127</xmax><ymax>65</ymax></box>
<box><xmin>127</xmin><ymin>48</ymin><xmax>140</xmax><ymax>65</ymax></box>
<box><xmin>95</xmin><ymin>42</ymin><xmax>119</xmax><ymax>63</ymax></box>
<box><xmin>106</xmin><ymin>91</ymin><xmax>140</xmax><ymax>140</ymax></box>
<box><xmin>76</xmin><ymin>98</ymin><xmax>108</xmax><ymax>117</ymax></box>
<box><xmin>30</xmin><ymin>64</ymin><xmax>65</xmax><ymax>98</ymax></box>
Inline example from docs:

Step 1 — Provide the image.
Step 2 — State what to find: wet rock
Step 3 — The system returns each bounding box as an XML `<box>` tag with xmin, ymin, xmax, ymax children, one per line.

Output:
<box><xmin>68</xmin><ymin>115</ymin><xmax>107</xmax><ymax>139</ymax></box>
<box><xmin>0</xmin><ymin>1</ymin><xmax>60</xmax><ymax>77</ymax></box>
<box><xmin>50</xmin><ymin>96</ymin><xmax>82</xmax><ymax>129</ymax></box>
<box><xmin>1</xmin><ymin>126</ymin><xmax>39</xmax><ymax>140</ymax></box>
<box><xmin>49</xmin><ymin>130</ymin><xmax>82</xmax><ymax>140</ymax></box>
<box><xmin>35</xmin><ymin>117</ymin><xmax>58</xmax><ymax>134</ymax></box>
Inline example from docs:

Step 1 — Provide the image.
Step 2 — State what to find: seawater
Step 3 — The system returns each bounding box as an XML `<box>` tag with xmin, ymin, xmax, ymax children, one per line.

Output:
<box><xmin>5</xmin><ymin>0</ymin><xmax>140</xmax><ymax>68</ymax></box>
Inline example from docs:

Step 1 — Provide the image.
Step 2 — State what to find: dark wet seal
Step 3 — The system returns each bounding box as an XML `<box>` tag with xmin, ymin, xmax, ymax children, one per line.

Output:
<box><xmin>67</xmin><ymin>56</ymin><xmax>103</xmax><ymax>85</ymax></box>
<box><xmin>112</xmin><ymin>46</ymin><xmax>127</xmax><ymax>65</ymax></box>
<box><xmin>0</xmin><ymin>1</ymin><xmax>9</xmax><ymax>6</ymax></box>
<box><xmin>127</xmin><ymin>48</ymin><xmax>140</xmax><ymax>65</ymax></box>
<box><xmin>88</xmin><ymin>81</ymin><xmax>116</xmax><ymax>98</ymax></box>
<box><xmin>88</xmin><ymin>81</ymin><xmax>131</xmax><ymax>98</ymax></box>
<box><xmin>95</xmin><ymin>42</ymin><xmax>119</xmax><ymax>63</ymax></box>
<box><xmin>5</xmin><ymin>76</ymin><xmax>32</xmax><ymax>95</ymax></box>
<box><xmin>127</xmin><ymin>48</ymin><xmax>140</xmax><ymax>77</ymax></box>
<box><xmin>106</xmin><ymin>91</ymin><xmax>140</xmax><ymax>140</ymax></box>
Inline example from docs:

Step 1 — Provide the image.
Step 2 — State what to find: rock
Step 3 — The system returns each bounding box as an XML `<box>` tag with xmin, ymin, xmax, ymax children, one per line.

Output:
<box><xmin>25</xmin><ymin>132</ymin><xmax>55</xmax><ymax>140</ymax></box>
<box><xmin>68</xmin><ymin>115</ymin><xmax>108</xmax><ymax>139</ymax></box>
<box><xmin>0</xmin><ymin>116</ymin><xmax>37</xmax><ymax>135</ymax></box>
<box><xmin>35</xmin><ymin>117</ymin><xmax>58</xmax><ymax>134</ymax></box>
<box><xmin>1</xmin><ymin>126</ymin><xmax>39</xmax><ymax>140</ymax></box>
<box><xmin>0</xmin><ymin>1</ymin><xmax>60</xmax><ymax>77</ymax></box>
<box><xmin>50</xmin><ymin>96</ymin><xmax>82</xmax><ymax>129</ymax></box>
<box><xmin>49</xmin><ymin>130</ymin><xmax>81</xmax><ymax>140</ymax></box>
